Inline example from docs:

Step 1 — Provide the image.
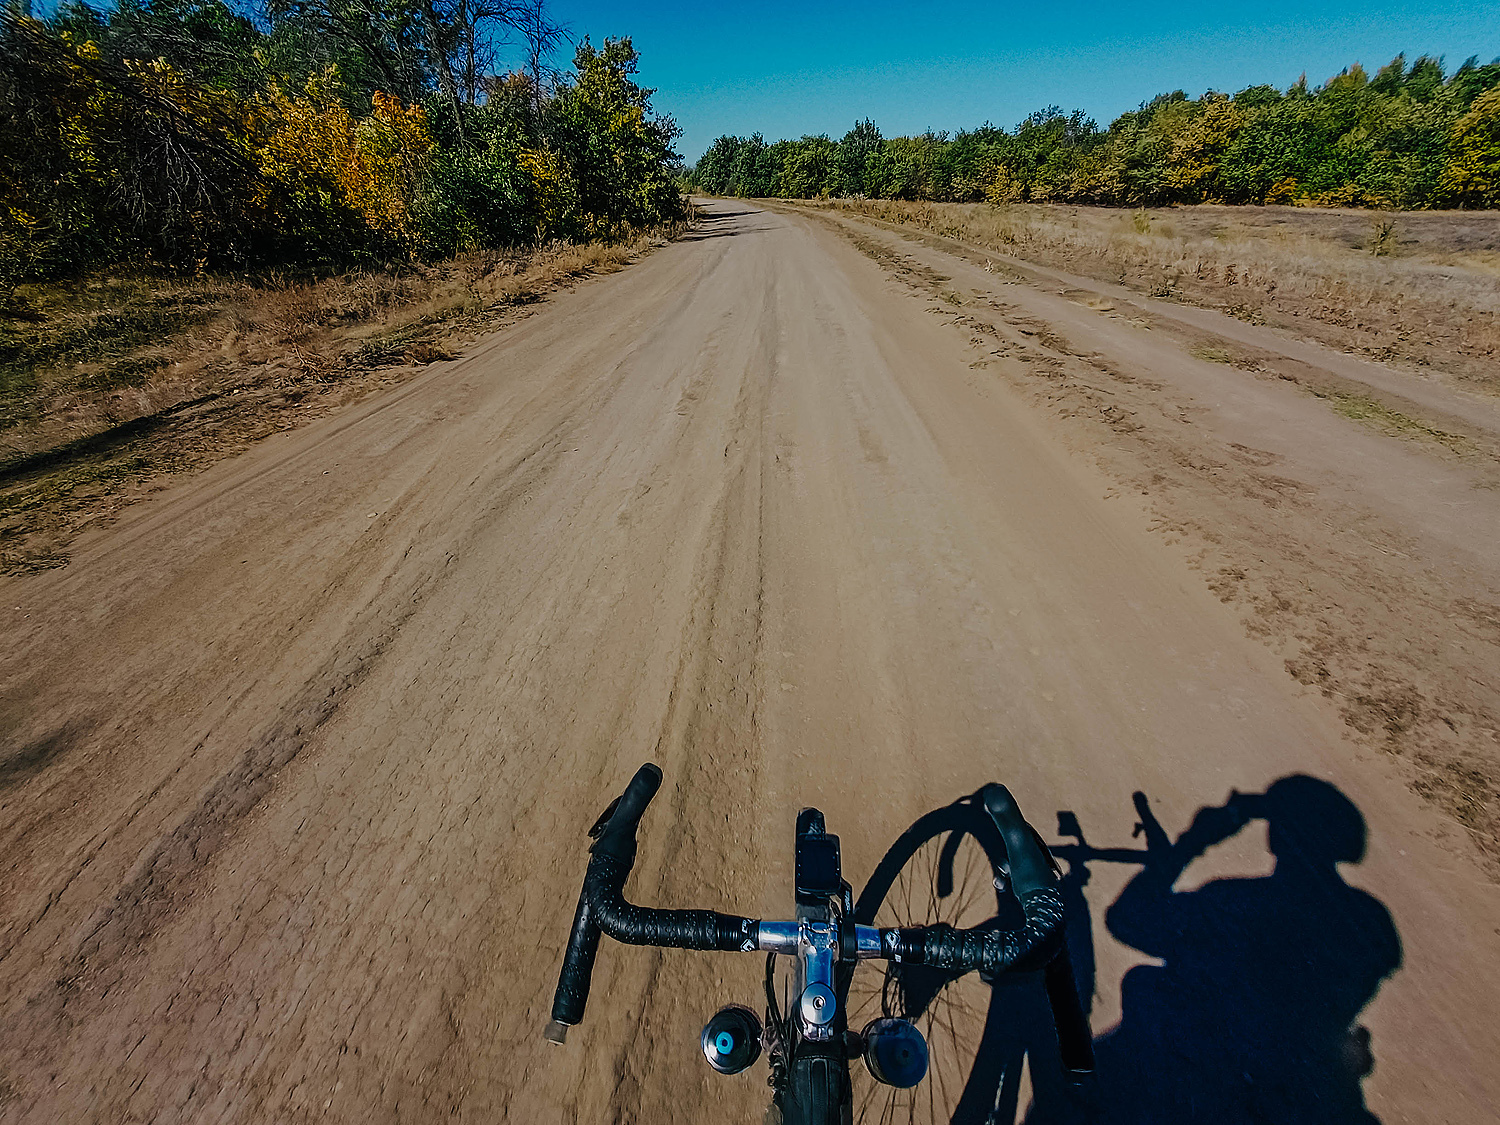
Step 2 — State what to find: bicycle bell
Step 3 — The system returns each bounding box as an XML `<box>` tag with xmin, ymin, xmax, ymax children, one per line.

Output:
<box><xmin>701</xmin><ymin>1005</ymin><xmax>762</xmax><ymax>1075</ymax></box>
<box><xmin>861</xmin><ymin>1018</ymin><xmax>928</xmax><ymax>1088</ymax></box>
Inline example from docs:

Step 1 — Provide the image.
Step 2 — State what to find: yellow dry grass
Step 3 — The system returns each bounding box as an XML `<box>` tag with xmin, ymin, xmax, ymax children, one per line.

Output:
<box><xmin>0</xmin><ymin>229</ymin><xmax>683</xmax><ymax>572</ymax></box>
<box><xmin>801</xmin><ymin>199</ymin><xmax>1500</xmax><ymax>390</ymax></box>
<box><xmin>2</xmin><ymin>232</ymin><xmax>673</xmax><ymax>468</ymax></box>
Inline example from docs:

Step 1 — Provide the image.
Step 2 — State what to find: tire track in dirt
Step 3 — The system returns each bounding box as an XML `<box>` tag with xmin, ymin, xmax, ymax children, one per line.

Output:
<box><xmin>2</xmin><ymin>200</ymin><xmax>1499</xmax><ymax>1124</ymax></box>
<box><xmin>605</xmin><ymin>269</ymin><xmax>779</xmax><ymax>1125</ymax></box>
<box><xmin>4</xmin><ymin>433</ymin><xmax>579</xmax><ymax>1085</ymax></box>
<box><xmin>799</xmin><ymin>205</ymin><xmax>1500</xmax><ymax>869</ymax></box>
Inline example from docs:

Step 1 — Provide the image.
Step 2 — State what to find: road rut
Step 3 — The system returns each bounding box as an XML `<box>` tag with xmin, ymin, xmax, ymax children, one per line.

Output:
<box><xmin>1</xmin><ymin>201</ymin><xmax>1497</xmax><ymax>1123</ymax></box>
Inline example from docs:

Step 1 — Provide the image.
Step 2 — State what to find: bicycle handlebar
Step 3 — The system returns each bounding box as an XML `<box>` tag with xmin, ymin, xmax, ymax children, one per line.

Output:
<box><xmin>547</xmin><ymin>764</ymin><xmax>757</xmax><ymax>1041</ymax></box>
<box><xmin>984</xmin><ymin>783</ymin><xmax>1055</xmax><ymax>895</ymax></box>
<box><xmin>547</xmin><ymin>765</ymin><xmax>1078</xmax><ymax>1050</ymax></box>
<box><xmin>589</xmin><ymin>763</ymin><xmax>758</xmax><ymax>950</ymax></box>
<box><xmin>882</xmin><ymin>784</ymin><xmax>1065</xmax><ymax>973</ymax></box>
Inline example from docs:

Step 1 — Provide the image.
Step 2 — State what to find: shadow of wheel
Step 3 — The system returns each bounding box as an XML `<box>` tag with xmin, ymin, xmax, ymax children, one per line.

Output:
<box><xmin>841</xmin><ymin>797</ymin><xmax>1033</xmax><ymax>1125</ymax></box>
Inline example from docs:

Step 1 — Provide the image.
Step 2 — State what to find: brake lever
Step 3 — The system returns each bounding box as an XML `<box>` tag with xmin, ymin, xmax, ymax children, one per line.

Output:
<box><xmin>588</xmin><ymin>795</ymin><xmax>622</xmax><ymax>839</ymax></box>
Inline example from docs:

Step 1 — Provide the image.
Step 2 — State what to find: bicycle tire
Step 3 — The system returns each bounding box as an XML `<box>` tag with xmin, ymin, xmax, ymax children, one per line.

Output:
<box><xmin>843</xmin><ymin>799</ymin><xmax>1024</xmax><ymax>1125</ymax></box>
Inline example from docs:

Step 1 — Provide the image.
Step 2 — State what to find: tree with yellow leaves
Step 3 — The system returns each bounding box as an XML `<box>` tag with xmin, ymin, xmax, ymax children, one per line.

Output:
<box><xmin>251</xmin><ymin>67</ymin><xmax>432</xmax><ymax>257</ymax></box>
<box><xmin>1440</xmin><ymin>87</ymin><xmax>1500</xmax><ymax>208</ymax></box>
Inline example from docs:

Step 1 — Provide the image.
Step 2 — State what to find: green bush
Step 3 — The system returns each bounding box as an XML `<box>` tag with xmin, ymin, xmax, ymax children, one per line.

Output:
<box><xmin>419</xmin><ymin>99</ymin><xmax>536</xmax><ymax>253</ymax></box>
<box><xmin>0</xmin><ymin>5</ymin><xmax>686</xmax><ymax>282</ymax></box>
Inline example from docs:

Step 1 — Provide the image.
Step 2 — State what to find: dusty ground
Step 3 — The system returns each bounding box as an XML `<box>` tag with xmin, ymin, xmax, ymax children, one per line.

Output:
<box><xmin>1</xmin><ymin>200</ymin><xmax>1498</xmax><ymax>1123</ymax></box>
<box><xmin>779</xmin><ymin>201</ymin><xmax>1500</xmax><ymax>863</ymax></box>
<box><xmin>800</xmin><ymin>199</ymin><xmax>1500</xmax><ymax>395</ymax></box>
<box><xmin>0</xmin><ymin>234</ymin><xmax>674</xmax><ymax>576</ymax></box>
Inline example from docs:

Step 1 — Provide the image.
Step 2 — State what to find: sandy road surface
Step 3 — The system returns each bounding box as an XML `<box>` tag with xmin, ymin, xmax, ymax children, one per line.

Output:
<box><xmin>2</xmin><ymin>201</ymin><xmax>1498</xmax><ymax>1123</ymax></box>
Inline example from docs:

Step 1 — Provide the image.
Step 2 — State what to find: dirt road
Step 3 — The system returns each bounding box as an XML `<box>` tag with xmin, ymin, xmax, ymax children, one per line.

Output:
<box><xmin>2</xmin><ymin>200</ymin><xmax>1498</xmax><ymax>1123</ymax></box>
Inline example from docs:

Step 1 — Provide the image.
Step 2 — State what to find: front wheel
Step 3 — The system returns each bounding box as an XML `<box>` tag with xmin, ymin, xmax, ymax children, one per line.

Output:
<box><xmin>843</xmin><ymin>798</ymin><xmax>1038</xmax><ymax>1125</ymax></box>
<box><xmin>777</xmin><ymin>1049</ymin><xmax>853</xmax><ymax>1125</ymax></box>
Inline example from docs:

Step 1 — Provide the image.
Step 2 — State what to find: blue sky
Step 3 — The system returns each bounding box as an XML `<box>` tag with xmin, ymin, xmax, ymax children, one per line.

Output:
<box><xmin>553</xmin><ymin>1</ymin><xmax>1500</xmax><ymax>161</ymax></box>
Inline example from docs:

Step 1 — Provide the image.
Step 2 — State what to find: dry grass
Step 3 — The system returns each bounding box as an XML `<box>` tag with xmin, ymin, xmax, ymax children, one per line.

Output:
<box><xmin>0</xmin><ymin>228</ymin><xmax>681</xmax><ymax>573</ymax></box>
<box><xmin>800</xmin><ymin>199</ymin><xmax>1500</xmax><ymax>392</ymax></box>
<box><xmin>1</xmin><ymin>236</ymin><xmax>665</xmax><ymax>466</ymax></box>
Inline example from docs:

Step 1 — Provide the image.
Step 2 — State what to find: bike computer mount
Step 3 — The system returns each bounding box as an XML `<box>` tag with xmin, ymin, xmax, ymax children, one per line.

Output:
<box><xmin>794</xmin><ymin>808</ymin><xmax>841</xmax><ymax>907</ymax></box>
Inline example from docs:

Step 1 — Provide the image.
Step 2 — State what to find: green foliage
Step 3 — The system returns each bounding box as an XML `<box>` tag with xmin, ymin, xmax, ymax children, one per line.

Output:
<box><xmin>836</xmin><ymin>118</ymin><xmax>882</xmax><ymax>196</ymax></box>
<box><xmin>775</xmin><ymin>135</ymin><xmax>837</xmax><ymax>199</ymax></box>
<box><xmin>419</xmin><ymin>98</ymin><xmax>535</xmax><ymax>253</ymax></box>
<box><xmin>0</xmin><ymin>3</ymin><xmax>685</xmax><ymax>283</ymax></box>
<box><xmin>546</xmin><ymin>37</ymin><xmax>685</xmax><ymax>238</ymax></box>
<box><xmin>691</xmin><ymin>53</ymin><xmax>1500</xmax><ymax>211</ymax></box>
<box><xmin>1441</xmin><ymin>87</ymin><xmax>1500</xmax><ymax>207</ymax></box>
<box><xmin>693</xmin><ymin>132</ymin><xmax>781</xmax><ymax>198</ymax></box>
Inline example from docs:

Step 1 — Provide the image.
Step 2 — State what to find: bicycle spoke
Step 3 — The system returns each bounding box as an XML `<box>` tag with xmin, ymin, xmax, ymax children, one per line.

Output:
<box><xmin>855</xmin><ymin>818</ymin><xmax>1005</xmax><ymax>1125</ymax></box>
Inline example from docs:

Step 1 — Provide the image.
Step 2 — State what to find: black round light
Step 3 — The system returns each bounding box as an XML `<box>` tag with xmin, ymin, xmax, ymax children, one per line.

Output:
<box><xmin>701</xmin><ymin>1005</ymin><xmax>762</xmax><ymax>1075</ymax></box>
<box><xmin>863</xmin><ymin>1017</ymin><xmax>929</xmax><ymax>1088</ymax></box>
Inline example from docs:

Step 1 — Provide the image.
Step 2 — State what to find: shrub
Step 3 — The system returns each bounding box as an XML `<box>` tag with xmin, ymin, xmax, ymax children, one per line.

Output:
<box><xmin>1441</xmin><ymin>87</ymin><xmax>1500</xmax><ymax>207</ymax></box>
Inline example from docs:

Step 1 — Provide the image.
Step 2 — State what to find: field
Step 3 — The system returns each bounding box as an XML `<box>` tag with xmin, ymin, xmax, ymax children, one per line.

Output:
<box><xmin>800</xmin><ymin>198</ymin><xmax>1500</xmax><ymax>391</ymax></box>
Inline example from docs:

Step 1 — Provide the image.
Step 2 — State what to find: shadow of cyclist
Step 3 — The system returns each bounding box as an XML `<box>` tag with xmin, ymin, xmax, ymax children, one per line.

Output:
<box><xmin>848</xmin><ymin>794</ymin><xmax>1098</xmax><ymax>1125</ymax></box>
<box><xmin>1029</xmin><ymin>775</ymin><xmax>1401</xmax><ymax>1125</ymax></box>
<box><xmin>953</xmin><ymin>839</ymin><xmax>1098</xmax><ymax>1125</ymax></box>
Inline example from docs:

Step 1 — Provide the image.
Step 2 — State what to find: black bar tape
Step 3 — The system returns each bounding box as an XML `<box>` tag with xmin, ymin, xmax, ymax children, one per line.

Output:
<box><xmin>547</xmin><ymin>763</ymin><xmax>757</xmax><ymax>1045</ymax></box>
<box><xmin>581</xmin><ymin>763</ymin><xmax>757</xmax><ymax>951</ymax></box>
<box><xmin>881</xmin><ymin>785</ymin><xmax>1069</xmax><ymax>975</ymax></box>
<box><xmin>586</xmin><ymin>852</ymin><xmax>757</xmax><ymax>951</ymax></box>
<box><xmin>547</xmin><ymin>764</ymin><xmax>663</xmax><ymax>1037</ymax></box>
<box><xmin>550</xmin><ymin>885</ymin><xmax>601</xmax><ymax>1028</ymax></box>
<box><xmin>898</xmin><ymin>886</ymin><xmax>1065</xmax><ymax>974</ymax></box>
<box><xmin>880</xmin><ymin>927</ymin><xmax>906</xmax><ymax>961</ymax></box>
<box><xmin>1044</xmin><ymin>948</ymin><xmax>1096</xmax><ymax>1075</ymax></box>
<box><xmin>591</xmin><ymin>764</ymin><xmax>664</xmax><ymax>862</ymax></box>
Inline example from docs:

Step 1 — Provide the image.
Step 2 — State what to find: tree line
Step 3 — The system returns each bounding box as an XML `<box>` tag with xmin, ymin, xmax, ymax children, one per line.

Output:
<box><xmin>1</xmin><ymin>0</ymin><xmax>686</xmax><ymax>283</ymax></box>
<box><xmin>692</xmin><ymin>55</ymin><xmax>1500</xmax><ymax>210</ymax></box>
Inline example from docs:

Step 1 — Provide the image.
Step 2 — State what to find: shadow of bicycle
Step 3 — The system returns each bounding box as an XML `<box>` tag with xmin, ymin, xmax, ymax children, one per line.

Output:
<box><xmin>852</xmin><ymin>776</ymin><xmax>1401</xmax><ymax>1125</ymax></box>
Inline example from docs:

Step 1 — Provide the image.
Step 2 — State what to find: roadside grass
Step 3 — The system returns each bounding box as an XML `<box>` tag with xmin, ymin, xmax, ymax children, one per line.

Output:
<box><xmin>1314</xmin><ymin>388</ymin><xmax>1478</xmax><ymax>455</ymax></box>
<box><xmin>797</xmin><ymin>198</ymin><xmax>1500</xmax><ymax>392</ymax></box>
<box><xmin>1191</xmin><ymin>345</ymin><xmax>1238</xmax><ymax>364</ymax></box>
<box><xmin>0</xmin><ymin>227</ymin><xmax>683</xmax><ymax>574</ymax></box>
<box><xmin>806</xmin><ymin>200</ymin><xmax>1494</xmax><ymax>467</ymax></box>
